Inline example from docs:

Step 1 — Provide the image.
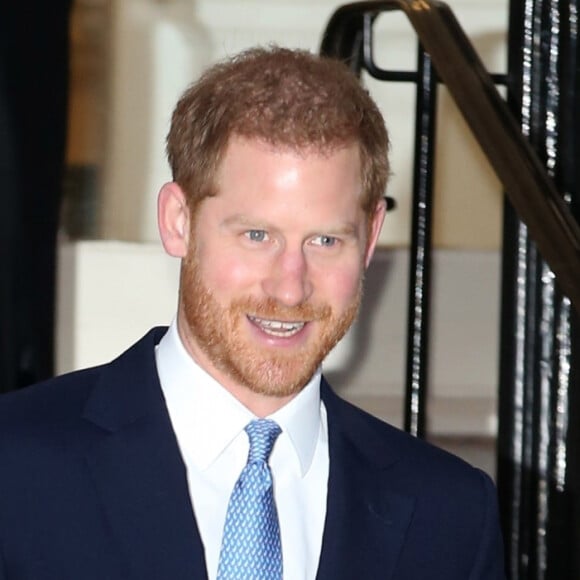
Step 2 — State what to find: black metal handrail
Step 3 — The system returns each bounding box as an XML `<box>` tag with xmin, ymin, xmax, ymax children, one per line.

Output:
<box><xmin>321</xmin><ymin>0</ymin><xmax>580</xmax><ymax>318</ymax></box>
<box><xmin>321</xmin><ymin>4</ymin><xmax>579</xmax><ymax>577</ymax></box>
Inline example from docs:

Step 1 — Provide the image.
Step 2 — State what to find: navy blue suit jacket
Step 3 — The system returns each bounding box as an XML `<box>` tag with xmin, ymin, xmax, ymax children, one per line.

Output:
<box><xmin>0</xmin><ymin>328</ymin><xmax>505</xmax><ymax>579</ymax></box>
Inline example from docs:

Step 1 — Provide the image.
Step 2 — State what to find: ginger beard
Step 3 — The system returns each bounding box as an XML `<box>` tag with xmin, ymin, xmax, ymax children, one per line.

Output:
<box><xmin>179</xmin><ymin>249</ymin><xmax>362</xmax><ymax>398</ymax></box>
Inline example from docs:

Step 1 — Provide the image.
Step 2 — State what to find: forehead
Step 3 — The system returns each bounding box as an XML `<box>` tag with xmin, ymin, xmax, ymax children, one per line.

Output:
<box><xmin>201</xmin><ymin>137</ymin><xmax>366</xmax><ymax>227</ymax></box>
<box><xmin>221</xmin><ymin>136</ymin><xmax>360</xmax><ymax>189</ymax></box>
<box><xmin>216</xmin><ymin>135</ymin><xmax>361</xmax><ymax>181</ymax></box>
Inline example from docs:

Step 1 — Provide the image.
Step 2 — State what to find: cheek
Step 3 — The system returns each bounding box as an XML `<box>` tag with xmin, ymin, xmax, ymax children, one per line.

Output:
<box><xmin>313</xmin><ymin>263</ymin><xmax>363</xmax><ymax>308</ymax></box>
<box><xmin>197</xmin><ymin>248</ymin><xmax>261</xmax><ymax>295</ymax></box>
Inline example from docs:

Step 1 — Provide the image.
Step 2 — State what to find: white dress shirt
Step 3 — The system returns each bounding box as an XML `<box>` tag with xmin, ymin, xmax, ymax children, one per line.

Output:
<box><xmin>155</xmin><ymin>321</ymin><xmax>329</xmax><ymax>579</ymax></box>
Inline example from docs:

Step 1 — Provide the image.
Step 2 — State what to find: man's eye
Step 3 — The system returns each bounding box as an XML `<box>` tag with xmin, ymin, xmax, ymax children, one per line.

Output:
<box><xmin>245</xmin><ymin>230</ymin><xmax>268</xmax><ymax>242</ymax></box>
<box><xmin>312</xmin><ymin>235</ymin><xmax>337</xmax><ymax>247</ymax></box>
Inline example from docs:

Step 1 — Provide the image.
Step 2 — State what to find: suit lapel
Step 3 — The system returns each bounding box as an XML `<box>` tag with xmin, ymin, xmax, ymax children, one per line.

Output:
<box><xmin>82</xmin><ymin>328</ymin><xmax>208</xmax><ymax>580</ymax></box>
<box><xmin>78</xmin><ymin>331</ymin><xmax>414</xmax><ymax>579</ymax></box>
<box><xmin>316</xmin><ymin>382</ymin><xmax>416</xmax><ymax>580</ymax></box>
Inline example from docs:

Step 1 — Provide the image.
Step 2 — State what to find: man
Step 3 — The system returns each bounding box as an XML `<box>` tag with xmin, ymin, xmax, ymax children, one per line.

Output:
<box><xmin>0</xmin><ymin>47</ymin><xmax>505</xmax><ymax>579</ymax></box>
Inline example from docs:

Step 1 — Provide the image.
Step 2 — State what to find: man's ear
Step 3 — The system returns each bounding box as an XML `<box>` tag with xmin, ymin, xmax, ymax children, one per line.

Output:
<box><xmin>364</xmin><ymin>198</ymin><xmax>387</xmax><ymax>268</ymax></box>
<box><xmin>157</xmin><ymin>182</ymin><xmax>190</xmax><ymax>258</ymax></box>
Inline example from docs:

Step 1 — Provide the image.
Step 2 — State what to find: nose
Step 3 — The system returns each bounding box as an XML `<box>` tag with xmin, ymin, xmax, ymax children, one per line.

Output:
<box><xmin>261</xmin><ymin>247</ymin><xmax>313</xmax><ymax>307</ymax></box>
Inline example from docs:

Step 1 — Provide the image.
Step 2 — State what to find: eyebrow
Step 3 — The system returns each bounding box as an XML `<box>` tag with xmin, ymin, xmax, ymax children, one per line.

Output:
<box><xmin>221</xmin><ymin>214</ymin><xmax>360</xmax><ymax>238</ymax></box>
<box><xmin>321</xmin><ymin>223</ymin><xmax>360</xmax><ymax>238</ymax></box>
<box><xmin>222</xmin><ymin>214</ymin><xmax>259</xmax><ymax>226</ymax></box>
<box><xmin>220</xmin><ymin>214</ymin><xmax>271</xmax><ymax>230</ymax></box>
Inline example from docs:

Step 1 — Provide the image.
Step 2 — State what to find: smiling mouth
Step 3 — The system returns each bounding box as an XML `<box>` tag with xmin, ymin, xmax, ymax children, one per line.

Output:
<box><xmin>248</xmin><ymin>315</ymin><xmax>307</xmax><ymax>337</ymax></box>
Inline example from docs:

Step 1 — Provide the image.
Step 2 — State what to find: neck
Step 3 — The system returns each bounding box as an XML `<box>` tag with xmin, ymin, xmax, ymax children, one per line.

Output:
<box><xmin>175</xmin><ymin>313</ymin><xmax>298</xmax><ymax>417</ymax></box>
<box><xmin>225</xmin><ymin>384</ymin><xmax>296</xmax><ymax>418</ymax></box>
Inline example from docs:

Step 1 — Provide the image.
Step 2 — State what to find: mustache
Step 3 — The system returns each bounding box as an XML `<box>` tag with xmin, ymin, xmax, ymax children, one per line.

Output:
<box><xmin>231</xmin><ymin>296</ymin><xmax>332</xmax><ymax>321</ymax></box>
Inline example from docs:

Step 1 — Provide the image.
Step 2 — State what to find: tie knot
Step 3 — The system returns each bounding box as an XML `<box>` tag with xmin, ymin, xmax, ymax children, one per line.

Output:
<box><xmin>245</xmin><ymin>419</ymin><xmax>281</xmax><ymax>464</ymax></box>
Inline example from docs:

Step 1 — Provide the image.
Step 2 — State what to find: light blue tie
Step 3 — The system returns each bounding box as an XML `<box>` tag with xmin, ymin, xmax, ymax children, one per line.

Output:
<box><xmin>217</xmin><ymin>419</ymin><xmax>283</xmax><ymax>580</ymax></box>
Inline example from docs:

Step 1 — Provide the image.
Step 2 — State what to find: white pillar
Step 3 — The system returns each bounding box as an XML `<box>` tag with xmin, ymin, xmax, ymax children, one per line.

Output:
<box><xmin>102</xmin><ymin>0</ymin><xmax>212</xmax><ymax>241</ymax></box>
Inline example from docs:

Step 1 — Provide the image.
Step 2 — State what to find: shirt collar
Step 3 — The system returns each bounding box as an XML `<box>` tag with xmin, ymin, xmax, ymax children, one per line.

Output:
<box><xmin>155</xmin><ymin>320</ymin><xmax>322</xmax><ymax>477</ymax></box>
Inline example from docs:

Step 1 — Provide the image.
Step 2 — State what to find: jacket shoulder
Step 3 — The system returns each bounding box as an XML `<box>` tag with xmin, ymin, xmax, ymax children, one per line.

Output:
<box><xmin>322</xmin><ymin>378</ymin><xmax>493</xmax><ymax>490</ymax></box>
<box><xmin>0</xmin><ymin>327</ymin><xmax>167</xmax><ymax>440</ymax></box>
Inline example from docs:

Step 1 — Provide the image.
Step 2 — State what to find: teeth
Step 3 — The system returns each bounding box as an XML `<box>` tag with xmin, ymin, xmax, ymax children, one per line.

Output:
<box><xmin>249</xmin><ymin>316</ymin><xmax>306</xmax><ymax>337</ymax></box>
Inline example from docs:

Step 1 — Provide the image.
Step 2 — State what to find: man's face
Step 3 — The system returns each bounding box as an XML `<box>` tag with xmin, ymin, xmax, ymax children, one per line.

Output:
<box><xmin>176</xmin><ymin>137</ymin><xmax>384</xmax><ymax>408</ymax></box>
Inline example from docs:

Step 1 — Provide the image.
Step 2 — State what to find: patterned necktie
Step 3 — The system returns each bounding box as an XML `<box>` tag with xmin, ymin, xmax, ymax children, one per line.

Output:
<box><xmin>217</xmin><ymin>419</ymin><xmax>283</xmax><ymax>580</ymax></box>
